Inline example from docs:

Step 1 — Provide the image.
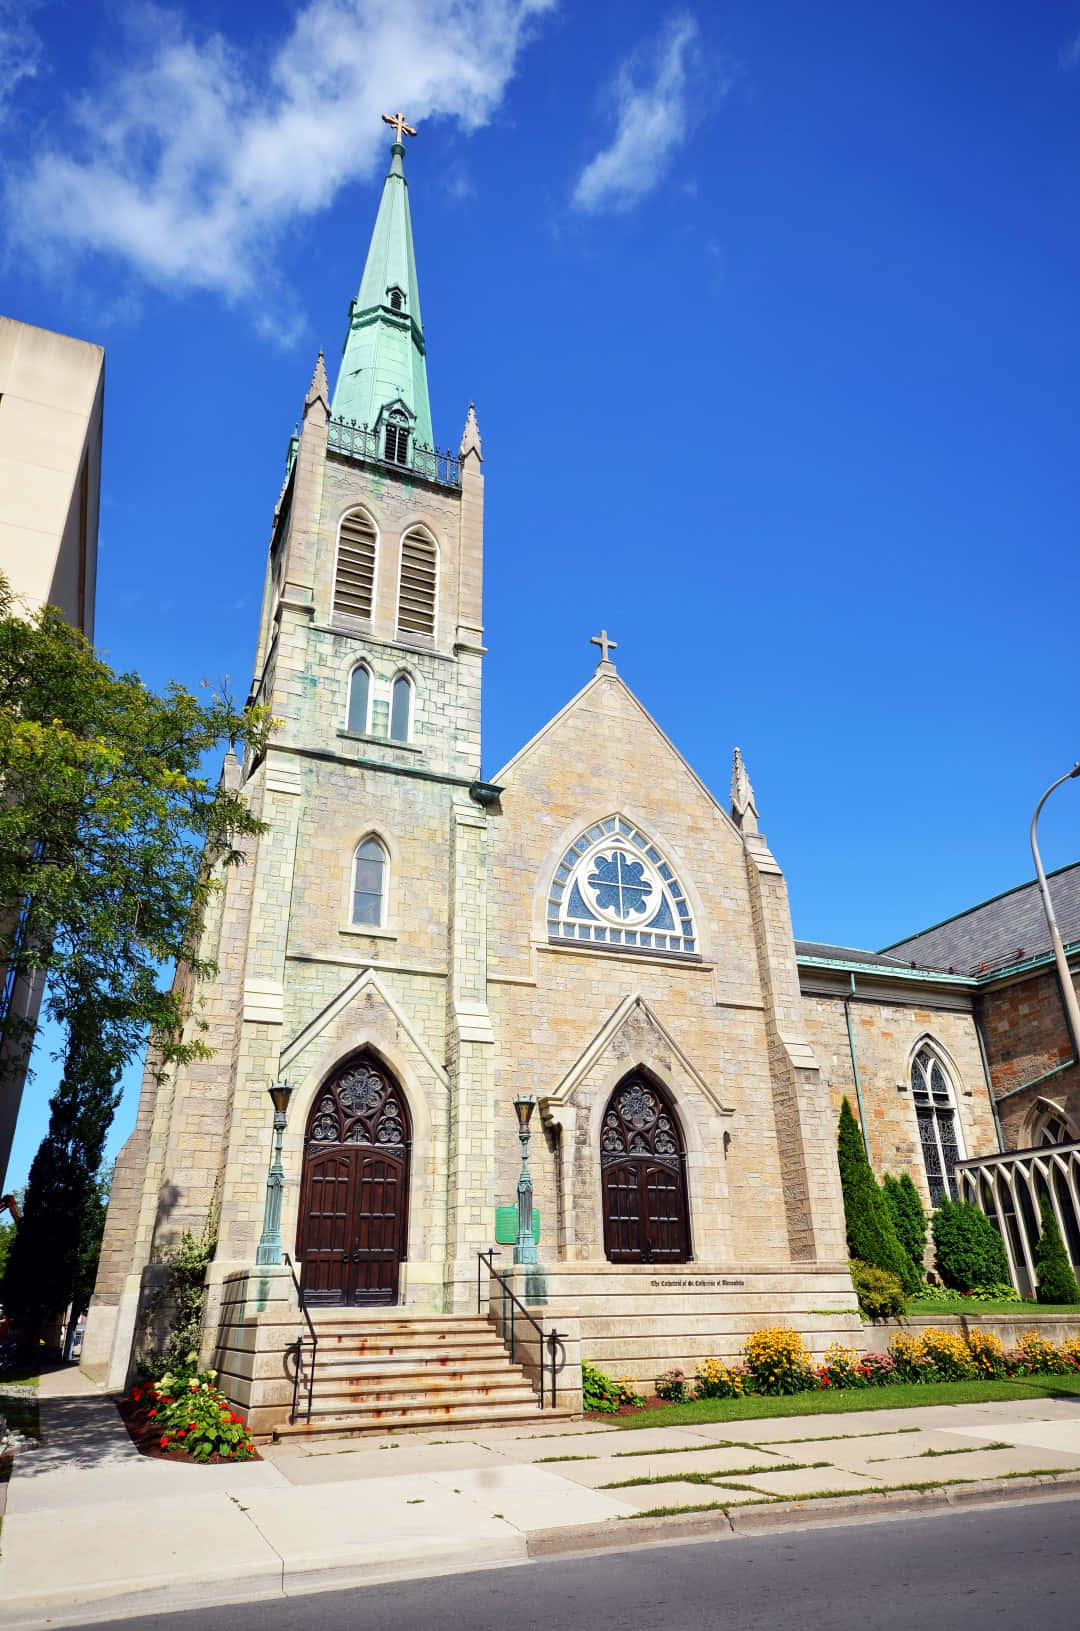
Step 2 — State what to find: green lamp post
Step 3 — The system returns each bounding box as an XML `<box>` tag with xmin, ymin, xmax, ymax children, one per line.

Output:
<box><xmin>255</xmin><ymin>1079</ymin><xmax>293</xmax><ymax>1267</ymax></box>
<box><xmin>513</xmin><ymin>1094</ymin><xmax>538</xmax><ymax>1266</ymax></box>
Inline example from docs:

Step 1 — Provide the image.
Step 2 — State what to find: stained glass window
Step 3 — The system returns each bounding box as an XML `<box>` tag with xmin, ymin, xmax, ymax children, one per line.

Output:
<box><xmin>389</xmin><ymin>673</ymin><xmax>413</xmax><ymax>742</ymax></box>
<box><xmin>911</xmin><ymin>1046</ymin><xmax>964</xmax><ymax>1207</ymax></box>
<box><xmin>346</xmin><ymin>664</ymin><xmax>370</xmax><ymax>734</ymax></box>
<box><xmin>547</xmin><ymin>817</ymin><xmax>697</xmax><ymax>956</ymax></box>
<box><xmin>353</xmin><ymin>838</ymin><xmax>386</xmax><ymax>927</ymax></box>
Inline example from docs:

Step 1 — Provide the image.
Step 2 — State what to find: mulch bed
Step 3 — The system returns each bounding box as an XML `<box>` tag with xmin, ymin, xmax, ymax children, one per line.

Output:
<box><xmin>587</xmin><ymin>1394</ymin><xmax>668</xmax><ymax>1420</ymax></box>
<box><xmin>114</xmin><ymin>1395</ymin><xmax>262</xmax><ymax>1464</ymax></box>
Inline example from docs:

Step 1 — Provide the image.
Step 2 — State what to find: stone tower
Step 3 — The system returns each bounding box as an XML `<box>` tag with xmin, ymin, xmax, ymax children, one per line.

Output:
<box><xmin>83</xmin><ymin>126</ymin><xmax>493</xmax><ymax>1386</ymax></box>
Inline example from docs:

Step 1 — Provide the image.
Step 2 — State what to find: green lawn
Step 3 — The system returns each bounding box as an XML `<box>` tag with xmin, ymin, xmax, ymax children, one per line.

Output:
<box><xmin>604</xmin><ymin>1375</ymin><xmax>1080</xmax><ymax>1430</ymax></box>
<box><xmin>905</xmin><ymin>1298</ymin><xmax>1080</xmax><ymax>1317</ymax></box>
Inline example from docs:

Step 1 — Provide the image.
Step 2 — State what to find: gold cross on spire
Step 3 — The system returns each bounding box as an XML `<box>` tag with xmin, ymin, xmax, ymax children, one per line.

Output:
<box><xmin>382</xmin><ymin>111</ymin><xmax>417</xmax><ymax>144</ymax></box>
<box><xmin>591</xmin><ymin>629</ymin><xmax>618</xmax><ymax>665</ymax></box>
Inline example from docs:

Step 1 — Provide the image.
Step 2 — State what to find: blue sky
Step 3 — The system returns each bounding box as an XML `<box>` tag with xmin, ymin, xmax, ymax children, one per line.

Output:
<box><xmin>4</xmin><ymin>0</ymin><xmax>1080</xmax><ymax>1187</ymax></box>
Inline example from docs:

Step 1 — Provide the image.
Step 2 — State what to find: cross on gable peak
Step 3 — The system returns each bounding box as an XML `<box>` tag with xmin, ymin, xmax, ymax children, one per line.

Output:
<box><xmin>382</xmin><ymin>111</ymin><xmax>417</xmax><ymax>144</ymax></box>
<box><xmin>591</xmin><ymin>629</ymin><xmax>617</xmax><ymax>668</ymax></box>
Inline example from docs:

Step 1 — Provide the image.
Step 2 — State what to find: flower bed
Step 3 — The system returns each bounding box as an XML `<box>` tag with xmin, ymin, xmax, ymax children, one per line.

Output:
<box><xmin>585</xmin><ymin>1326</ymin><xmax>1080</xmax><ymax>1417</ymax></box>
<box><xmin>118</xmin><ymin>1368</ymin><xmax>258</xmax><ymax>1463</ymax></box>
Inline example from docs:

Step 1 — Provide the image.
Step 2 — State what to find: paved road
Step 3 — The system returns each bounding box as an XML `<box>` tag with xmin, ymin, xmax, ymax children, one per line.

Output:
<box><xmin>66</xmin><ymin>1496</ymin><xmax>1080</xmax><ymax>1631</ymax></box>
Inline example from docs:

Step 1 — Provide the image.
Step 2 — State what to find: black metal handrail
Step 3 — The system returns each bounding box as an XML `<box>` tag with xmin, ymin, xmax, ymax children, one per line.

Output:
<box><xmin>477</xmin><ymin>1248</ymin><xmax>564</xmax><ymax>1410</ymax></box>
<box><xmin>282</xmin><ymin>1252</ymin><xmax>317</xmax><ymax>1424</ymax></box>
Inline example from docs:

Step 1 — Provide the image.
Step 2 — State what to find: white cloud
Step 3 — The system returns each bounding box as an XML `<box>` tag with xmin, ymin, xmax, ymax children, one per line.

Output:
<box><xmin>571</xmin><ymin>13</ymin><xmax>713</xmax><ymax>215</ymax></box>
<box><xmin>0</xmin><ymin>0</ymin><xmax>44</xmax><ymax>118</ymax></box>
<box><xmin>1061</xmin><ymin>31</ymin><xmax>1080</xmax><ymax>71</ymax></box>
<box><xmin>5</xmin><ymin>0</ymin><xmax>554</xmax><ymax>308</ymax></box>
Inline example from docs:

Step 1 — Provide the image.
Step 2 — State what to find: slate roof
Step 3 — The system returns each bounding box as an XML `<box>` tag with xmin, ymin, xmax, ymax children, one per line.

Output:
<box><xmin>795</xmin><ymin>941</ymin><xmax>920</xmax><ymax>971</ymax></box>
<box><xmin>881</xmin><ymin>862</ymin><xmax>1080</xmax><ymax>977</ymax></box>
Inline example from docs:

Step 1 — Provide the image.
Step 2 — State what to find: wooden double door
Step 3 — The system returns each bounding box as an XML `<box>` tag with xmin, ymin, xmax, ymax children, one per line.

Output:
<box><xmin>297</xmin><ymin>1055</ymin><xmax>410</xmax><ymax>1307</ymax></box>
<box><xmin>601</xmin><ymin>1075</ymin><xmax>691</xmax><ymax>1263</ymax></box>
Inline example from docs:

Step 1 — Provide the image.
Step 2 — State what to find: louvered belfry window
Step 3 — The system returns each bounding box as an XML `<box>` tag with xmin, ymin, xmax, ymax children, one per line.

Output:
<box><xmin>397</xmin><ymin>529</ymin><xmax>437</xmax><ymax>638</ymax></box>
<box><xmin>334</xmin><ymin>511</ymin><xmax>376</xmax><ymax>620</ymax></box>
<box><xmin>384</xmin><ymin>421</ymin><xmax>409</xmax><ymax>464</ymax></box>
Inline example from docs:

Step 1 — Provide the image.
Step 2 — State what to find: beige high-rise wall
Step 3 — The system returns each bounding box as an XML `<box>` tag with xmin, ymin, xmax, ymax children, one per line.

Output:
<box><xmin>0</xmin><ymin>316</ymin><xmax>104</xmax><ymax>1190</ymax></box>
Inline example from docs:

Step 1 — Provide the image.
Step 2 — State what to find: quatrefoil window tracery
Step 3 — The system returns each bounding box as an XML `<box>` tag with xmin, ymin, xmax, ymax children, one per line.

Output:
<box><xmin>547</xmin><ymin>817</ymin><xmax>697</xmax><ymax>956</ymax></box>
<box><xmin>307</xmin><ymin>1059</ymin><xmax>408</xmax><ymax>1150</ymax></box>
<box><xmin>600</xmin><ymin>1078</ymin><xmax>683</xmax><ymax>1169</ymax></box>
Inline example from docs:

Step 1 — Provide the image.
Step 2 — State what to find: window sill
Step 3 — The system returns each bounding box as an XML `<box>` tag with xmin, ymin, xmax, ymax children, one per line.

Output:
<box><xmin>339</xmin><ymin>924</ymin><xmax>398</xmax><ymax>941</ymax></box>
<box><xmin>337</xmin><ymin>730</ymin><xmax>422</xmax><ymax>754</ymax></box>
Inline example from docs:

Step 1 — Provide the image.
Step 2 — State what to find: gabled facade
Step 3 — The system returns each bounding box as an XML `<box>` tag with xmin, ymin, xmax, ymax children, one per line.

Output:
<box><xmin>85</xmin><ymin>128</ymin><xmax>1022</xmax><ymax>1418</ymax></box>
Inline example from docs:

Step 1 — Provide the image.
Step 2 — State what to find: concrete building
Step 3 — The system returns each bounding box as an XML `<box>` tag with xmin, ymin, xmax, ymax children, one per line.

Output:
<box><xmin>0</xmin><ymin>316</ymin><xmax>104</xmax><ymax>1190</ymax></box>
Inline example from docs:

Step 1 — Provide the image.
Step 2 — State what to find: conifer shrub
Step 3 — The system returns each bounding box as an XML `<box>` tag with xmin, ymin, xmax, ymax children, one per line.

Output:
<box><xmin>883</xmin><ymin>1173</ymin><xmax>928</xmax><ymax>1269</ymax></box>
<box><xmin>836</xmin><ymin>1099</ymin><xmax>918</xmax><ymax>1293</ymax></box>
<box><xmin>850</xmin><ymin>1259</ymin><xmax>906</xmax><ymax>1319</ymax></box>
<box><xmin>1034</xmin><ymin>1197</ymin><xmax>1080</xmax><ymax>1305</ymax></box>
<box><xmin>930</xmin><ymin>1198</ymin><xmax>1010</xmax><ymax>1291</ymax></box>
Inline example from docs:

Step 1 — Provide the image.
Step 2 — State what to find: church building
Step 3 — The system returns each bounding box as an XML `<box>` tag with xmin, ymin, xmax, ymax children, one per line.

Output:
<box><xmin>82</xmin><ymin>121</ymin><xmax>1041</xmax><ymax>1432</ymax></box>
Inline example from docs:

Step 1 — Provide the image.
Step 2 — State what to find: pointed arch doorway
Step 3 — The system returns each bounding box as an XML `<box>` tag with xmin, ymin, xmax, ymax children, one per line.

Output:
<box><xmin>600</xmin><ymin>1072</ymin><xmax>691</xmax><ymax>1263</ymax></box>
<box><xmin>297</xmin><ymin>1053</ymin><xmax>411</xmax><ymax>1306</ymax></box>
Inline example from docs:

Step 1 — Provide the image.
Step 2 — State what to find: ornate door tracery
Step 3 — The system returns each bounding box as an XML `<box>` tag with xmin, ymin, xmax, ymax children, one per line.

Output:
<box><xmin>600</xmin><ymin>1074</ymin><xmax>691</xmax><ymax>1263</ymax></box>
<box><xmin>298</xmin><ymin>1055</ymin><xmax>410</xmax><ymax>1306</ymax></box>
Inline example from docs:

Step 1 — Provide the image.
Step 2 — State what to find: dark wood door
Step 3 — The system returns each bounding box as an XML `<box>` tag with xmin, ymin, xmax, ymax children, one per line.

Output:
<box><xmin>297</xmin><ymin>1056</ymin><xmax>410</xmax><ymax>1307</ymax></box>
<box><xmin>600</xmin><ymin>1076</ymin><xmax>690</xmax><ymax>1263</ymax></box>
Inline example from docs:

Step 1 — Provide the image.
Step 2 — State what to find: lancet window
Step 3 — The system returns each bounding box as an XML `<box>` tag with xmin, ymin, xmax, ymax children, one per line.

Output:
<box><xmin>397</xmin><ymin>528</ymin><xmax>437</xmax><ymax>638</ymax></box>
<box><xmin>911</xmin><ymin>1045</ymin><xmax>964</xmax><ymax>1207</ymax></box>
<box><xmin>333</xmin><ymin>509</ymin><xmax>377</xmax><ymax>620</ymax></box>
<box><xmin>352</xmin><ymin>837</ymin><xmax>387</xmax><ymax>927</ymax></box>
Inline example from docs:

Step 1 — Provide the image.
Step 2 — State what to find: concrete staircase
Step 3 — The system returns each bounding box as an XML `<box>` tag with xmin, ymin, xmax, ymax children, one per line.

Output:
<box><xmin>273</xmin><ymin>1311</ymin><xmax>573</xmax><ymax>1438</ymax></box>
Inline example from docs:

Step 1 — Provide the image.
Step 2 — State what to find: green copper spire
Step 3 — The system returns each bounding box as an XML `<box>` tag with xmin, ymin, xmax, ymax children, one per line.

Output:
<box><xmin>331</xmin><ymin>118</ymin><xmax>434</xmax><ymax>453</ymax></box>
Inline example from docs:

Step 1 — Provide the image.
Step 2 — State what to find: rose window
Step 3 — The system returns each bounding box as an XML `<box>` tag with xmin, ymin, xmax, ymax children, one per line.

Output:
<box><xmin>547</xmin><ymin>816</ymin><xmax>696</xmax><ymax>955</ymax></box>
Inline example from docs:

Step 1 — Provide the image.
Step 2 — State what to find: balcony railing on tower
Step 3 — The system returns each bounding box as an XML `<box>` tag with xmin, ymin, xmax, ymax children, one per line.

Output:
<box><xmin>327</xmin><ymin>417</ymin><xmax>461</xmax><ymax>489</ymax></box>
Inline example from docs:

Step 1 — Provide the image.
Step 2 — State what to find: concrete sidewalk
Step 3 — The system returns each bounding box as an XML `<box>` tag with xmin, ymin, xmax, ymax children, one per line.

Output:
<box><xmin>5</xmin><ymin>1369</ymin><xmax>1080</xmax><ymax>1629</ymax></box>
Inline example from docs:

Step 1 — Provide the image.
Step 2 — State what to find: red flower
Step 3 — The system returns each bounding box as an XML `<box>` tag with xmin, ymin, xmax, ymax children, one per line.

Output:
<box><xmin>177</xmin><ymin>1429</ymin><xmax>186</xmax><ymax>1438</ymax></box>
<box><xmin>148</xmin><ymin>1408</ymin><xmax>157</xmax><ymax>1418</ymax></box>
<box><xmin>160</xmin><ymin>1436</ymin><xmax>169</xmax><ymax>1448</ymax></box>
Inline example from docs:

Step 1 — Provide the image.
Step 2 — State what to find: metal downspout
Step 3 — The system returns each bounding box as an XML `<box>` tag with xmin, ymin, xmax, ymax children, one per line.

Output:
<box><xmin>844</xmin><ymin>972</ymin><xmax>870</xmax><ymax>1150</ymax></box>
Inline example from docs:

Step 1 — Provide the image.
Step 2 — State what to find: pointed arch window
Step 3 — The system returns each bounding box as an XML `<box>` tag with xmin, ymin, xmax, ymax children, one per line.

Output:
<box><xmin>548</xmin><ymin>816</ymin><xmax>697</xmax><ymax>956</ymax></box>
<box><xmin>1031</xmin><ymin>1103</ymin><xmax>1078</xmax><ymax>1148</ymax></box>
<box><xmin>334</xmin><ymin>509</ymin><xmax>377</xmax><ymax>620</ymax></box>
<box><xmin>397</xmin><ymin>528</ymin><xmax>437</xmax><ymax>638</ymax></box>
<box><xmin>346</xmin><ymin>664</ymin><xmax>371</xmax><ymax>735</ymax></box>
<box><xmin>352</xmin><ymin>838</ymin><xmax>387</xmax><ymax>927</ymax></box>
<box><xmin>384</xmin><ymin>413</ymin><xmax>410</xmax><ymax>465</ymax></box>
<box><xmin>389</xmin><ymin>673</ymin><xmax>413</xmax><ymax>742</ymax></box>
<box><xmin>911</xmin><ymin>1045</ymin><xmax>964</xmax><ymax>1207</ymax></box>
<box><xmin>387</xmin><ymin>286</ymin><xmax>405</xmax><ymax>312</ymax></box>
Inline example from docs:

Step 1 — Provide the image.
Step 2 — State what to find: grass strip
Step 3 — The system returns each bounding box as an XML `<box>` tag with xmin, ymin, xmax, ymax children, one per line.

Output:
<box><xmin>619</xmin><ymin>1500</ymin><xmax>733</xmax><ymax>1521</ymax></box>
<box><xmin>534</xmin><ymin>1454</ymin><xmax>593</xmax><ymax>1464</ymax></box>
<box><xmin>600</xmin><ymin>1462</ymin><xmax>824</xmax><ymax>1489</ymax></box>
<box><xmin>604</xmin><ymin>1376</ymin><xmax>1080</xmax><ymax>1430</ymax></box>
<box><xmin>905</xmin><ymin>1299</ymin><xmax>1080</xmax><ymax>1316</ymax></box>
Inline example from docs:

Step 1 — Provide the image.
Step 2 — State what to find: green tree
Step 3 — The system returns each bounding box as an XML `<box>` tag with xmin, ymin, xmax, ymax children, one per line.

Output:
<box><xmin>1034</xmin><ymin>1197</ymin><xmax>1080</xmax><ymax>1305</ymax></box>
<box><xmin>836</xmin><ymin>1099</ymin><xmax>918</xmax><ymax>1293</ymax></box>
<box><xmin>883</xmin><ymin>1172</ymin><xmax>928</xmax><ymax>1270</ymax></box>
<box><xmin>0</xmin><ymin>573</ymin><xmax>270</xmax><ymax>1336</ymax></box>
<box><xmin>0</xmin><ymin>571</ymin><xmax>271</xmax><ymax>1084</ymax></box>
<box><xmin>931</xmin><ymin>1198</ymin><xmax>1011</xmax><ymax>1291</ymax></box>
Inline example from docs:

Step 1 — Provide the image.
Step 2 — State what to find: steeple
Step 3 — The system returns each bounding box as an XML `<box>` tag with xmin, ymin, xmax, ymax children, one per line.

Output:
<box><xmin>331</xmin><ymin>118</ymin><xmax>434</xmax><ymax>454</ymax></box>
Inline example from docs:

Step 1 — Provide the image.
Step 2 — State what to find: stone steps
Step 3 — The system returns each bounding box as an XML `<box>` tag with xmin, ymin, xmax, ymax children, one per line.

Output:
<box><xmin>276</xmin><ymin>1311</ymin><xmax>567</xmax><ymax>1439</ymax></box>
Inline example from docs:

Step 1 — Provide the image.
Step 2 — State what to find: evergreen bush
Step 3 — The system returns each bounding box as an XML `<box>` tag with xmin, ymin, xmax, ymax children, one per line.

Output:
<box><xmin>883</xmin><ymin>1173</ymin><xmax>928</xmax><ymax>1269</ymax></box>
<box><xmin>930</xmin><ymin>1198</ymin><xmax>1010</xmax><ymax>1291</ymax></box>
<box><xmin>1034</xmin><ymin>1197</ymin><xmax>1080</xmax><ymax>1305</ymax></box>
<box><xmin>850</xmin><ymin>1259</ymin><xmax>906</xmax><ymax>1319</ymax></box>
<box><xmin>836</xmin><ymin>1099</ymin><xmax>918</xmax><ymax>1292</ymax></box>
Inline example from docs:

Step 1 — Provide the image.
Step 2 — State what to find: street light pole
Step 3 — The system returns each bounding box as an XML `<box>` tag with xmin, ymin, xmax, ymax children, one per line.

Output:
<box><xmin>1030</xmin><ymin>765</ymin><xmax>1080</xmax><ymax>1061</ymax></box>
<box><xmin>255</xmin><ymin>1080</ymin><xmax>293</xmax><ymax>1267</ymax></box>
<box><xmin>512</xmin><ymin>1095</ymin><xmax>538</xmax><ymax>1266</ymax></box>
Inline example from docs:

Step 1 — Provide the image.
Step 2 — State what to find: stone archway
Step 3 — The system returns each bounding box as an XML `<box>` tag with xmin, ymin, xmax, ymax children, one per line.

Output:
<box><xmin>600</xmin><ymin>1071</ymin><xmax>691</xmax><ymax>1263</ymax></box>
<box><xmin>297</xmin><ymin>1052</ymin><xmax>411</xmax><ymax>1306</ymax></box>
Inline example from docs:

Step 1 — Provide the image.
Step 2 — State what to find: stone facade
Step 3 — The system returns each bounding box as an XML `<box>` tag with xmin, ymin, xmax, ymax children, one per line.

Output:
<box><xmin>82</xmin><ymin>142</ymin><xmax>1014</xmax><ymax>1410</ymax></box>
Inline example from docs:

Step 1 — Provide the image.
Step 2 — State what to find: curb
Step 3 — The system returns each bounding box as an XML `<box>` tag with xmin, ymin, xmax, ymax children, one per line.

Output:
<box><xmin>3</xmin><ymin>1470</ymin><xmax>1080</xmax><ymax>1628</ymax></box>
<box><xmin>526</xmin><ymin>1468</ymin><xmax>1080</xmax><ymax>1558</ymax></box>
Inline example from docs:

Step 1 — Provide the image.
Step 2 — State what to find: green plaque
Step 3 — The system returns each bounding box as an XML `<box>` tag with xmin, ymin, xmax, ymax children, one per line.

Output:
<box><xmin>494</xmin><ymin>1205</ymin><xmax>540</xmax><ymax>1245</ymax></box>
